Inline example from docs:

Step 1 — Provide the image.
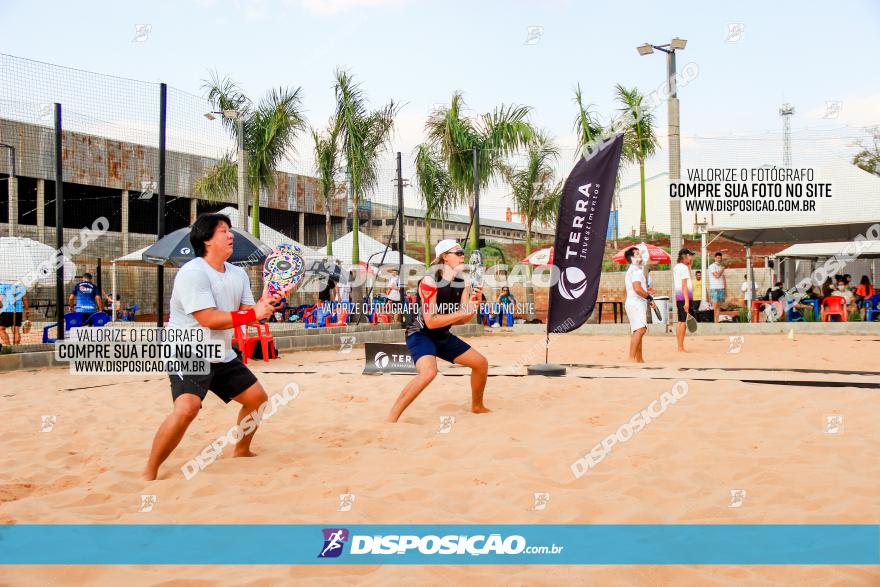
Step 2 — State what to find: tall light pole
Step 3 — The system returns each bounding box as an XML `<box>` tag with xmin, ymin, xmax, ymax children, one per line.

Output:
<box><xmin>205</xmin><ymin>109</ymin><xmax>247</xmax><ymax>232</ymax></box>
<box><xmin>638</xmin><ymin>37</ymin><xmax>687</xmax><ymax>257</ymax></box>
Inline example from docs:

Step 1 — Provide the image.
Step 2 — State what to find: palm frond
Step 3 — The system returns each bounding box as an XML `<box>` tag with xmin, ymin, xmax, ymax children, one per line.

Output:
<box><xmin>193</xmin><ymin>154</ymin><xmax>238</xmax><ymax>202</ymax></box>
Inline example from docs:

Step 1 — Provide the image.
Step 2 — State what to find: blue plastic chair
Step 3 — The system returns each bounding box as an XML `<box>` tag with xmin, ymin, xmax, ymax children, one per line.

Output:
<box><xmin>86</xmin><ymin>312</ymin><xmax>111</xmax><ymax>327</ymax></box>
<box><xmin>866</xmin><ymin>293</ymin><xmax>880</xmax><ymax>321</ymax></box>
<box><xmin>42</xmin><ymin>312</ymin><xmax>87</xmax><ymax>343</ymax></box>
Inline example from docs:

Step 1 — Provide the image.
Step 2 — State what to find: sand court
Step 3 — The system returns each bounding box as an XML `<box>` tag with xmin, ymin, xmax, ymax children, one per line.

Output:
<box><xmin>1</xmin><ymin>333</ymin><xmax>878</xmax><ymax>585</ymax></box>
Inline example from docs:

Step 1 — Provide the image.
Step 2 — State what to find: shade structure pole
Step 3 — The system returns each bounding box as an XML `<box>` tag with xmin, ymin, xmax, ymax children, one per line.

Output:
<box><xmin>156</xmin><ymin>83</ymin><xmax>167</xmax><ymax>327</ymax></box>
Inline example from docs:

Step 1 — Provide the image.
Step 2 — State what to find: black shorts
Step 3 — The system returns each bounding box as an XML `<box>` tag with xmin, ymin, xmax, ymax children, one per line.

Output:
<box><xmin>169</xmin><ymin>356</ymin><xmax>258</xmax><ymax>404</ymax></box>
<box><xmin>0</xmin><ymin>312</ymin><xmax>23</xmax><ymax>328</ymax></box>
<box><xmin>675</xmin><ymin>300</ymin><xmax>693</xmax><ymax>322</ymax></box>
<box><xmin>406</xmin><ymin>331</ymin><xmax>471</xmax><ymax>364</ymax></box>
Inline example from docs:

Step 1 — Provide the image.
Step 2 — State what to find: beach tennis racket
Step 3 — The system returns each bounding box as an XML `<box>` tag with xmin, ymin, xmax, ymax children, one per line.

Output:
<box><xmin>650</xmin><ymin>302</ymin><xmax>662</xmax><ymax>322</ymax></box>
<box><xmin>469</xmin><ymin>250</ymin><xmax>484</xmax><ymax>301</ymax></box>
<box><xmin>686</xmin><ymin>311</ymin><xmax>698</xmax><ymax>333</ymax></box>
<box><xmin>262</xmin><ymin>243</ymin><xmax>306</xmax><ymax>298</ymax></box>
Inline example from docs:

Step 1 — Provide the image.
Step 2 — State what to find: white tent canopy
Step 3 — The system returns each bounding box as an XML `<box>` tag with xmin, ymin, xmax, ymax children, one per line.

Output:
<box><xmin>710</xmin><ymin>160</ymin><xmax>880</xmax><ymax>245</ymax></box>
<box><xmin>774</xmin><ymin>240</ymin><xmax>880</xmax><ymax>260</ymax></box>
<box><xmin>330</xmin><ymin>231</ymin><xmax>421</xmax><ymax>265</ymax></box>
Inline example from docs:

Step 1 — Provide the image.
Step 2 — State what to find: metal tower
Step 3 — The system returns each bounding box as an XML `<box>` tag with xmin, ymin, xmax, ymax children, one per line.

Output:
<box><xmin>779</xmin><ymin>103</ymin><xmax>794</xmax><ymax>167</ymax></box>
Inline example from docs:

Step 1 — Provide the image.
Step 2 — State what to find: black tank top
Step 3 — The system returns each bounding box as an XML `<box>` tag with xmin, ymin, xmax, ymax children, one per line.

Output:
<box><xmin>405</xmin><ymin>275</ymin><xmax>465</xmax><ymax>338</ymax></box>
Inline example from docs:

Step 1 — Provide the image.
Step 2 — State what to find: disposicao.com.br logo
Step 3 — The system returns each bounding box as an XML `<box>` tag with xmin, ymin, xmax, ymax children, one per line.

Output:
<box><xmin>318</xmin><ymin>528</ymin><xmax>564</xmax><ymax>558</ymax></box>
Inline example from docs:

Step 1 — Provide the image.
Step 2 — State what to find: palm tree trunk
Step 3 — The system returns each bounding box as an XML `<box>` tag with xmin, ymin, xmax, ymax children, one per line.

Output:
<box><xmin>638</xmin><ymin>160</ymin><xmax>647</xmax><ymax>240</ymax></box>
<box><xmin>524</xmin><ymin>222</ymin><xmax>535</xmax><ymax>321</ymax></box>
<box><xmin>468</xmin><ymin>203</ymin><xmax>478</xmax><ymax>250</ymax></box>
<box><xmin>351</xmin><ymin>192</ymin><xmax>360</xmax><ymax>265</ymax></box>
<box><xmin>325</xmin><ymin>200</ymin><xmax>332</xmax><ymax>256</ymax></box>
<box><xmin>424</xmin><ymin>213</ymin><xmax>432</xmax><ymax>269</ymax></box>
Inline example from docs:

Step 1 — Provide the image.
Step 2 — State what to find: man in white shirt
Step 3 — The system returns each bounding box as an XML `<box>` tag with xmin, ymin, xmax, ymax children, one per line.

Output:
<box><xmin>708</xmin><ymin>251</ymin><xmax>726</xmax><ymax>323</ymax></box>
<box><xmin>741</xmin><ymin>274</ymin><xmax>752</xmax><ymax>305</ymax></box>
<box><xmin>673</xmin><ymin>248</ymin><xmax>695</xmax><ymax>352</ymax></box>
<box><xmin>142</xmin><ymin>213</ymin><xmax>287</xmax><ymax>481</ymax></box>
<box><xmin>624</xmin><ymin>246</ymin><xmax>655</xmax><ymax>363</ymax></box>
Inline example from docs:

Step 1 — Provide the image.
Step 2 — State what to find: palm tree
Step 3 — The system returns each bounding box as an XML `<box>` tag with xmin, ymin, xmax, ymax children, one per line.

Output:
<box><xmin>572</xmin><ymin>83</ymin><xmax>604</xmax><ymax>158</ymax></box>
<box><xmin>414</xmin><ymin>143</ymin><xmax>453</xmax><ymax>267</ymax></box>
<box><xmin>614</xmin><ymin>84</ymin><xmax>657</xmax><ymax>240</ymax></box>
<box><xmin>333</xmin><ymin>69</ymin><xmax>397</xmax><ymax>265</ymax></box>
<box><xmin>312</xmin><ymin>119</ymin><xmax>342</xmax><ymax>256</ymax></box>
<box><xmin>499</xmin><ymin>132</ymin><xmax>562</xmax><ymax>319</ymax></box>
<box><xmin>196</xmin><ymin>72</ymin><xmax>307</xmax><ymax>238</ymax></box>
<box><xmin>425</xmin><ymin>92</ymin><xmax>534</xmax><ymax>250</ymax></box>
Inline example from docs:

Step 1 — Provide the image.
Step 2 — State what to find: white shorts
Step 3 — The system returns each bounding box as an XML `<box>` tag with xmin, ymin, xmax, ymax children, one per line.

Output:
<box><xmin>625</xmin><ymin>300</ymin><xmax>648</xmax><ymax>332</ymax></box>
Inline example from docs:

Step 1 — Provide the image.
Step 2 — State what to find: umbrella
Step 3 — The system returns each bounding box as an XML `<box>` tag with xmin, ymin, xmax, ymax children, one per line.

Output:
<box><xmin>141</xmin><ymin>227</ymin><xmax>273</xmax><ymax>267</ymax></box>
<box><xmin>0</xmin><ymin>236</ymin><xmax>77</xmax><ymax>286</ymax></box>
<box><xmin>522</xmin><ymin>247</ymin><xmax>554</xmax><ymax>266</ymax></box>
<box><xmin>611</xmin><ymin>242</ymin><xmax>671</xmax><ymax>265</ymax></box>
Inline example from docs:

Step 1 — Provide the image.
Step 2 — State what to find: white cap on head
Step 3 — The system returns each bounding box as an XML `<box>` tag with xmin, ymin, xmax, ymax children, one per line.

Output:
<box><xmin>434</xmin><ymin>239</ymin><xmax>460</xmax><ymax>259</ymax></box>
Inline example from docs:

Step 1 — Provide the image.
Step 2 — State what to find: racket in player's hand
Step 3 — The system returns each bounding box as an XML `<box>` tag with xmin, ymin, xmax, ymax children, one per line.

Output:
<box><xmin>686</xmin><ymin>311</ymin><xmax>698</xmax><ymax>333</ymax></box>
<box><xmin>262</xmin><ymin>243</ymin><xmax>306</xmax><ymax>298</ymax></box>
<box><xmin>469</xmin><ymin>250</ymin><xmax>484</xmax><ymax>302</ymax></box>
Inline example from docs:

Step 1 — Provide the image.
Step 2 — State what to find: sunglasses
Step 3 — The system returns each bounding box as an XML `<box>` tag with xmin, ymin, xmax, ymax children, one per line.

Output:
<box><xmin>446</xmin><ymin>250</ymin><xmax>465</xmax><ymax>257</ymax></box>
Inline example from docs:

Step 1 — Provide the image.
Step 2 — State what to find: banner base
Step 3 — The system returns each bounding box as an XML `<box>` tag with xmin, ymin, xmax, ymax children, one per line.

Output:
<box><xmin>527</xmin><ymin>363</ymin><xmax>567</xmax><ymax>377</ymax></box>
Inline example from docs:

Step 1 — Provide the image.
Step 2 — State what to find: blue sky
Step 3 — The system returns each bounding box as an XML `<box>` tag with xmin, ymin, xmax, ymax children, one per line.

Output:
<box><xmin>2</xmin><ymin>0</ymin><xmax>878</xmax><ymax>231</ymax></box>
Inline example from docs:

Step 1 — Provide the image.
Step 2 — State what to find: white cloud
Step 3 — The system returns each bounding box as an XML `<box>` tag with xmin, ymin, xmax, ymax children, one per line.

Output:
<box><xmin>301</xmin><ymin>0</ymin><xmax>400</xmax><ymax>16</ymax></box>
<box><xmin>804</xmin><ymin>93</ymin><xmax>880</xmax><ymax>127</ymax></box>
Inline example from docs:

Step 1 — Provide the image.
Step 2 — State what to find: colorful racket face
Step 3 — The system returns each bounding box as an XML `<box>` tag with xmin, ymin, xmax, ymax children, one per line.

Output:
<box><xmin>469</xmin><ymin>250</ymin><xmax>484</xmax><ymax>290</ymax></box>
<box><xmin>262</xmin><ymin>244</ymin><xmax>305</xmax><ymax>297</ymax></box>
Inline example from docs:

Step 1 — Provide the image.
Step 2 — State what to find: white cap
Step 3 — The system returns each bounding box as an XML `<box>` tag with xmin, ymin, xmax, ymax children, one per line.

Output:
<box><xmin>434</xmin><ymin>239</ymin><xmax>460</xmax><ymax>259</ymax></box>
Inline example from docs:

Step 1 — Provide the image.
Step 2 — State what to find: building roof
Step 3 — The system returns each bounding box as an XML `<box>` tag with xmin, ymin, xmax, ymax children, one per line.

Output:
<box><xmin>709</xmin><ymin>160</ymin><xmax>880</xmax><ymax>245</ymax></box>
<box><xmin>371</xmin><ymin>202</ymin><xmax>554</xmax><ymax>235</ymax></box>
<box><xmin>774</xmin><ymin>240</ymin><xmax>880</xmax><ymax>260</ymax></box>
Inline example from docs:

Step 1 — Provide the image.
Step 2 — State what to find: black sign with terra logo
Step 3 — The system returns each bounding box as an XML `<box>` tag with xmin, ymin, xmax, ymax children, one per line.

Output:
<box><xmin>547</xmin><ymin>134</ymin><xmax>624</xmax><ymax>333</ymax></box>
<box><xmin>362</xmin><ymin>343</ymin><xmax>417</xmax><ymax>374</ymax></box>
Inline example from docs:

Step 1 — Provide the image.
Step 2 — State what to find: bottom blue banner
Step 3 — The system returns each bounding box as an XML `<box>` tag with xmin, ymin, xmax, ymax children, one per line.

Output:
<box><xmin>1</xmin><ymin>525</ymin><xmax>878</xmax><ymax>565</ymax></box>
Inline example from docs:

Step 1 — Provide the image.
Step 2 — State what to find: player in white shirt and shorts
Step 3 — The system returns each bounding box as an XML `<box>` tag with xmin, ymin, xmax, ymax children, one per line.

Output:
<box><xmin>142</xmin><ymin>213</ymin><xmax>286</xmax><ymax>481</ymax></box>
<box><xmin>624</xmin><ymin>246</ymin><xmax>655</xmax><ymax>363</ymax></box>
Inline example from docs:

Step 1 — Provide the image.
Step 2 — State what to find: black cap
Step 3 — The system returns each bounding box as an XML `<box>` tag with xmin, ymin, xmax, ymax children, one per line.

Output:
<box><xmin>678</xmin><ymin>247</ymin><xmax>696</xmax><ymax>256</ymax></box>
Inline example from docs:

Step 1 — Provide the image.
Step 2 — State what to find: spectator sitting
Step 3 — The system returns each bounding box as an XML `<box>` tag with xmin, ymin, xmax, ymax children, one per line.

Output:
<box><xmin>496</xmin><ymin>287</ymin><xmax>517</xmax><ymax>328</ymax></box>
<box><xmin>831</xmin><ymin>278</ymin><xmax>854</xmax><ymax>305</ymax></box>
<box><xmin>854</xmin><ymin>275</ymin><xmax>876</xmax><ymax>320</ymax></box>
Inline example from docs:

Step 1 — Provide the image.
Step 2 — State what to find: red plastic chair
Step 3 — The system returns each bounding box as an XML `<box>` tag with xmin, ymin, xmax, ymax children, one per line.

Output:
<box><xmin>248</xmin><ymin>322</ymin><xmax>276</xmax><ymax>362</ymax></box>
<box><xmin>821</xmin><ymin>296</ymin><xmax>847</xmax><ymax>322</ymax></box>
<box><xmin>232</xmin><ymin>322</ymin><xmax>276</xmax><ymax>363</ymax></box>
<box><xmin>326</xmin><ymin>307</ymin><xmax>350</xmax><ymax>327</ymax></box>
<box><xmin>232</xmin><ymin>324</ymin><xmax>260</xmax><ymax>364</ymax></box>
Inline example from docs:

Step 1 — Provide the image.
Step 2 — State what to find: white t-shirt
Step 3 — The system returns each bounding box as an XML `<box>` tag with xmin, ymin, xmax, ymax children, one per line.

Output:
<box><xmin>741</xmin><ymin>280</ymin><xmax>752</xmax><ymax>301</ymax></box>
<box><xmin>387</xmin><ymin>276</ymin><xmax>401</xmax><ymax>302</ymax></box>
<box><xmin>625</xmin><ymin>265</ymin><xmax>647</xmax><ymax>306</ymax></box>
<box><xmin>338</xmin><ymin>282</ymin><xmax>351</xmax><ymax>303</ymax></box>
<box><xmin>169</xmin><ymin>257</ymin><xmax>255</xmax><ymax>363</ymax></box>
<box><xmin>673</xmin><ymin>263</ymin><xmax>692</xmax><ymax>302</ymax></box>
<box><xmin>708</xmin><ymin>262</ymin><xmax>725</xmax><ymax>290</ymax></box>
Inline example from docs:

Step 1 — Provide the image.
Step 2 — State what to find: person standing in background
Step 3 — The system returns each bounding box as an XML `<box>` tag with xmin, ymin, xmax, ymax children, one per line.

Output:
<box><xmin>673</xmin><ymin>248</ymin><xmax>695</xmax><ymax>353</ymax></box>
<box><xmin>708</xmin><ymin>252</ymin><xmax>726</xmax><ymax>323</ymax></box>
<box><xmin>0</xmin><ymin>282</ymin><xmax>29</xmax><ymax>346</ymax></box>
<box><xmin>693</xmin><ymin>270</ymin><xmax>703</xmax><ymax>305</ymax></box>
<box><xmin>69</xmin><ymin>272</ymin><xmax>103</xmax><ymax>323</ymax></box>
<box><xmin>741</xmin><ymin>274</ymin><xmax>752</xmax><ymax>306</ymax></box>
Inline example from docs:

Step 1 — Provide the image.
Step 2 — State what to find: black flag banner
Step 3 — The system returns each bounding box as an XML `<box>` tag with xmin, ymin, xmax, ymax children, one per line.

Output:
<box><xmin>546</xmin><ymin>134</ymin><xmax>624</xmax><ymax>333</ymax></box>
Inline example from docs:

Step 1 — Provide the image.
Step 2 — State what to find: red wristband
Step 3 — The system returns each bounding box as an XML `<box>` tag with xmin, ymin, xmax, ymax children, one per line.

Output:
<box><xmin>231</xmin><ymin>309</ymin><xmax>256</xmax><ymax>328</ymax></box>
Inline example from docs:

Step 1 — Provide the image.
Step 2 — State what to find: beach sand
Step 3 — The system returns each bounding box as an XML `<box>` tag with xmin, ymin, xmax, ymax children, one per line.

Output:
<box><xmin>1</xmin><ymin>333</ymin><xmax>878</xmax><ymax>585</ymax></box>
